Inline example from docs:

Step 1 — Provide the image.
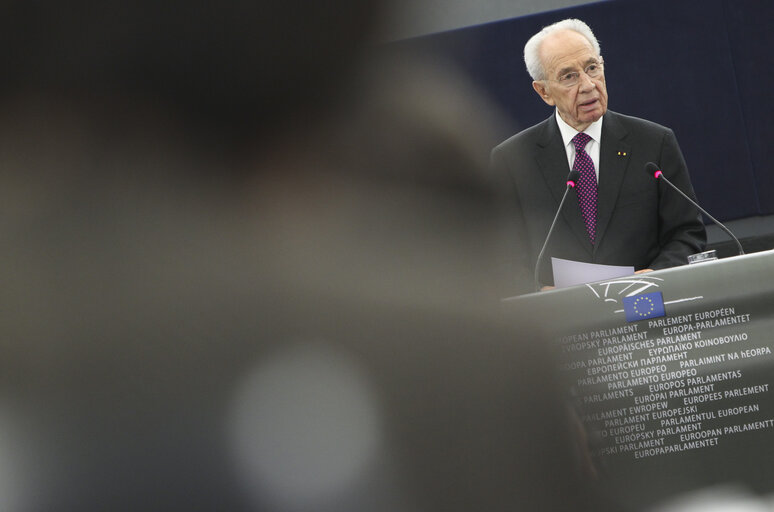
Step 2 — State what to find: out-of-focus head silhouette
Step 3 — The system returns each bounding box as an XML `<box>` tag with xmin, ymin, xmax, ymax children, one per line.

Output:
<box><xmin>0</xmin><ymin>1</ymin><xmax>603</xmax><ymax>511</ymax></box>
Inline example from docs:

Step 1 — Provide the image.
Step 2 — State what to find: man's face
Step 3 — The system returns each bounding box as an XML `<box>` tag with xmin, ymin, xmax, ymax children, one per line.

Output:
<box><xmin>532</xmin><ymin>30</ymin><xmax>608</xmax><ymax>132</ymax></box>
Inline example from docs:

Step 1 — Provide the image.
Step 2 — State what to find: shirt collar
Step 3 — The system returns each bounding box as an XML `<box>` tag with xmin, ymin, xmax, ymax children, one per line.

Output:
<box><xmin>555</xmin><ymin>109</ymin><xmax>604</xmax><ymax>147</ymax></box>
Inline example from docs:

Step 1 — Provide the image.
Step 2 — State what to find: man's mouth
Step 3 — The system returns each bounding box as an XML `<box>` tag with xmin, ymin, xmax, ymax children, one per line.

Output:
<box><xmin>578</xmin><ymin>98</ymin><xmax>599</xmax><ymax>112</ymax></box>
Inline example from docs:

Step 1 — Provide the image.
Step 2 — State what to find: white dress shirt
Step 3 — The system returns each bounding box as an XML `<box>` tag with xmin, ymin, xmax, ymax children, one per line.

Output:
<box><xmin>555</xmin><ymin>110</ymin><xmax>603</xmax><ymax>182</ymax></box>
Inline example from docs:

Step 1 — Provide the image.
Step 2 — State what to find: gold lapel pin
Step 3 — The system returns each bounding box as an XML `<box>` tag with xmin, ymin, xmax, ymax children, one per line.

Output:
<box><xmin>617</xmin><ymin>151</ymin><xmax>628</xmax><ymax>157</ymax></box>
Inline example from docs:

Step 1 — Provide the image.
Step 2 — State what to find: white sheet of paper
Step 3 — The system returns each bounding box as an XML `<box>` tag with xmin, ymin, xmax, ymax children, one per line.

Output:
<box><xmin>551</xmin><ymin>257</ymin><xmax>634</xmax><ymax>288</ymax></box>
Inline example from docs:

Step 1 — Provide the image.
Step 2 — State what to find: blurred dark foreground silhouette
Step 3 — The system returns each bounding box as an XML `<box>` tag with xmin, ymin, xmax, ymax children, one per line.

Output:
<box><xmin>0</xmin><ymin>1</ymin><xmax>609</xmax><ymax>511</ymax></box>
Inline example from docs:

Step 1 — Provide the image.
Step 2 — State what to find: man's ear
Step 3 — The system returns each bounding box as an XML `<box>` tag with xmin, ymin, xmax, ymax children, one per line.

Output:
<box><xmin>532</xmin><ymin>81</ymin><xmax>555</xmax><ymax>106</ymax></box>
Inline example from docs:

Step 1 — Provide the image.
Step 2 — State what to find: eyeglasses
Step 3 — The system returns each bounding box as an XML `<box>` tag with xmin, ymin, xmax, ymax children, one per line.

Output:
<box><xmin>548</xmin><ymin>62</ymin><xmax>604</xmax><ymax>88</ymax></box>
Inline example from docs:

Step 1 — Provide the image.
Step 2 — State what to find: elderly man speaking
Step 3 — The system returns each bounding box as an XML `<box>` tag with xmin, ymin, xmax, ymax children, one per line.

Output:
<box><xmin>492</xmin><ymin>18</ymin><xmax>706</xmax><ymax>293</ymax></box>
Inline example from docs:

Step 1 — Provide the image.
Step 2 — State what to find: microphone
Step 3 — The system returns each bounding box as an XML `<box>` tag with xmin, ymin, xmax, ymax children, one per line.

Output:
<box><xmin>534</xmin><ymin>170</ymin><xmax>580</xmax><ymax>291</ymax></box>
<box><xmin>645</xmin><ymin>162</ymin><xmax>744</xmax><ymax>256</ymax></box>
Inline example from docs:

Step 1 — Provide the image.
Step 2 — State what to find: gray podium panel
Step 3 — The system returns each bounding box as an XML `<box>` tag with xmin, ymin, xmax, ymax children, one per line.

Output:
<box><xmin>505</xmin><ymin>250</ymin><xmax>774</xmax><ymax>509</ymax></box>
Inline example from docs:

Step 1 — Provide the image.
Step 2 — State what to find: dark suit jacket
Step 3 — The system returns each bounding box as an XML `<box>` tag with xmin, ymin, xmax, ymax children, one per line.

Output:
<box><xmin>492</xmin><ymin>110</ymin><xmax>706</xmax><ymax>293</ymax></box>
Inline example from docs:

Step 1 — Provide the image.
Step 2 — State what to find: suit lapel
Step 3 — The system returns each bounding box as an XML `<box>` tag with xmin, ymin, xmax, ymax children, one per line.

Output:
<box><xmin>595</xmin><ymin>111</ymin><xmax>631</xmax><ymax>250</ymax></box>
<box><xmin>535</xmin><ymin>116</ymin><xmax>594</xmax><ymax>255</ymax></box>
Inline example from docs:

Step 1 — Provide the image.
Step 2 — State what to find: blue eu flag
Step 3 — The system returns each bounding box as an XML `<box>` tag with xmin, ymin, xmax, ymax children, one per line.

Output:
<box><xmin>623</xmin><ymin>292</ymin><xmax>665</xmax><ymax>322</ymax></box>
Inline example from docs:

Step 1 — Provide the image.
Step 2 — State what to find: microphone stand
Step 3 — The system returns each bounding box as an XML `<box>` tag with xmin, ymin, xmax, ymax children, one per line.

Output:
<box><xmin>534</xmin><ymin>171</ymin><xmax>579</xmax><ymax>291</ymax></box>
<box><xmin>649</xmin><ymin>165</ymin><xmax>744</xmax><ymax>256</ymax></box>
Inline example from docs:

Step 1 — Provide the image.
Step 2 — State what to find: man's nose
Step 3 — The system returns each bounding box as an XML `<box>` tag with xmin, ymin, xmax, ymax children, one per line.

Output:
<box><xmin>578</xmin><ymin>71</ymin><xmax>595</xmax><ymax>92</ymax></box>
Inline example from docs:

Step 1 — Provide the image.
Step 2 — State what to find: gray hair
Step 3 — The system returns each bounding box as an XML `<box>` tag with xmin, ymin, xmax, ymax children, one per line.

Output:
<box><xmin>523</xmin><ymin>18</ymin><xmax>601</xmax><ymax>81</ymax></box>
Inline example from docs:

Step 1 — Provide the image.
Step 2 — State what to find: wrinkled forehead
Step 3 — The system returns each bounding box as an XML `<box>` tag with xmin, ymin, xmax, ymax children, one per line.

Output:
<box><xmin>539</xmin><ymin>30</ymin><xmax>598</xmax><ymax>76</ymax></box>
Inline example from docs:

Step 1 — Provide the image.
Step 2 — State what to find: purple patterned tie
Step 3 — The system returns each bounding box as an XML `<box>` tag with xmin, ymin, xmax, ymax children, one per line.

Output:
<box><xmin>572</xmin><ymin>132</ymin><xmax>598</xmax><ymax>244</ymax></box>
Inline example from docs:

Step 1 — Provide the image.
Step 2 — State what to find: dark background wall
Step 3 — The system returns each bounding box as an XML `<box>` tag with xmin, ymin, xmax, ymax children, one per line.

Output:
<box><xmin>398</xmin><ymin>0</ymin><xmax>774</xmax><ymax>249</ymax></box>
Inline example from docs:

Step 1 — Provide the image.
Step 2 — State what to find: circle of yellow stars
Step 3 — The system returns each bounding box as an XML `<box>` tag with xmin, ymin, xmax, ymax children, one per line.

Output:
<box><xmin>632</xmin><ymin>296</ymin><xmax>655</xmax><ymax>317</ymax></box>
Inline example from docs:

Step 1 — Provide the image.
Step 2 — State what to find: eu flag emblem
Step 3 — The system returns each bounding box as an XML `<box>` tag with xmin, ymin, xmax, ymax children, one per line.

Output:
<box><xmin>623</xmin><ymin>292</ymin><xmax>665</xmax><ymax>322</ymax></box>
